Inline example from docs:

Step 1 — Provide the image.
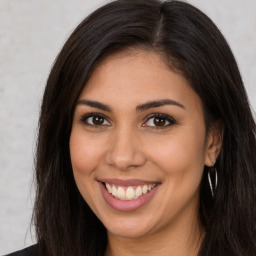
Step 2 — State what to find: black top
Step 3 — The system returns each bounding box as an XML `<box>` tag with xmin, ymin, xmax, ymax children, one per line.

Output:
<box><xmin>4</xmin><ymin>245</ymin><xmax>37</xmax><ymax>256</ymax></box>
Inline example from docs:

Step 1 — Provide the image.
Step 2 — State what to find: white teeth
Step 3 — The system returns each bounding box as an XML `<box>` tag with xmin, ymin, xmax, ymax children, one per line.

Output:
<box><xmin>112</xmin><ymin>186</ymin><xmax>117</xmax><ymax>197</ymax></box>
<box><xmin>135</xmin><ymin>186</ymin><xmax>142</xmax><ymax>198</ymax></box>
<box><xmin>126</xmin><ymin>187</ymin><xmax>135</xmax><ymax>200</ymax></box>
<box><xmin>142</xmin><ymin>185</ymin><xmax>148</xmax><ymax>194</ymax></box>
<box><xmin>117</xmin><ymin>186</ymin><xmax>126</xmax><ymax>200</ymax></box>
<box><xmin>105</xmin><ymin>183</ymin><xmax>156</xmax><ymax>200</ymax></box>
<box><xmin>106</xmin><ymin>183</ymin><xmax>112</xmax><ymax>193</ymax></box>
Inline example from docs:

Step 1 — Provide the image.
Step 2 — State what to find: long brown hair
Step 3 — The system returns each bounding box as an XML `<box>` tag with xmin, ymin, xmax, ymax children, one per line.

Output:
<box><xmin>33</xmin><ymin>1</ymin><xmax>256</xmax><ymax>255</ymax></box>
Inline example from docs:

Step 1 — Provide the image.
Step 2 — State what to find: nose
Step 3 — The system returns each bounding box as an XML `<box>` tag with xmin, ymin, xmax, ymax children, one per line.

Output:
<box><xmin>105</xmin><ymin>127</ymin><xmax>146</xmax><ymax>170</ymax></box>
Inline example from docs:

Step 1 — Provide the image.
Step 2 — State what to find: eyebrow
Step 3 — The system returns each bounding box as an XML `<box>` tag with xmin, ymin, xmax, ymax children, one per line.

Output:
<box><xmin>136</xmin><ymin>99</ymin><xmax>185</xmax><ymax>112</ymax></box>
<box><xmin>76</xmin><ymin>99</ymin><xmax>112</xmax><ymax>112</ymax></box>
<box><xmin>76</xmin><ymin>98</ymin><xmax>184</xmax><ymax>112</ymax></box>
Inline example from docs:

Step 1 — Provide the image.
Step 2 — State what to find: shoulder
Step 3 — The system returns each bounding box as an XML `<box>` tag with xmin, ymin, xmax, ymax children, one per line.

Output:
<box><xmin>4</xmin><ymin>244</ymin><xmax>37</xmax><ymax>256</ymax></box>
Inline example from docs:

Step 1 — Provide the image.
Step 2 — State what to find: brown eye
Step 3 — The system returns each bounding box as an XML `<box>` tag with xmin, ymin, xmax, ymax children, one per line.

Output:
<box><xmin>82</xmin><ymin>114</ymin><xmax>111</xmax><ymax>126</ymax></box>
<box><xmin>143</xmin><ymin>114</ymin><xmax>175</xmax><ymax>129</ymax></box>
<box><xmin>92</xmin><ymin>116</ymin><xmax>104</xmax><ymax>125</ymax></box>
<box><xmin>153</xmin><ymin>117</ymin><xmax>166</xmax><ymax>126</ymax></box>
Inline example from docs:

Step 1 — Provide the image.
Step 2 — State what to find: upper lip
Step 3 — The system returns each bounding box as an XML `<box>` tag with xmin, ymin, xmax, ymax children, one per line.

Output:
<box><xmin>98</xmin><ymin>178</ymin><xmax>160</xmax><ymax>186</ymax></box>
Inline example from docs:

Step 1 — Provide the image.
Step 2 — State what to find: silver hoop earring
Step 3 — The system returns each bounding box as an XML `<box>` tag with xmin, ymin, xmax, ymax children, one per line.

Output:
<box><xmin>208</xmin><ymin>166</ymin><xmax>218</xmax><ymax>198</ymax></box>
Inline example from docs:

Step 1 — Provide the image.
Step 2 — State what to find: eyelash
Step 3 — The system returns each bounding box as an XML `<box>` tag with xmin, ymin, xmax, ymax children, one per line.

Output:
<box><xmin>142</xmin><ymin>113</ymin><xmax>176</xmax><ymax>129</ymax></box>
<box><xmin>79</xmin><ymin>113</ymin><xmax>176</xmax><ymax>129</ymax></box>
<box><xmin>79</xmin><ymin>113</ymin><xmax>111</xmax><ymax>127</ymax></box>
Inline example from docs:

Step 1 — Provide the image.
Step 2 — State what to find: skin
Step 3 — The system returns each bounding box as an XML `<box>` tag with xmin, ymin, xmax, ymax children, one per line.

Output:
<box><xmin>70</xmin><ymin>49</ymin><xmax>222</xmax><ymax>256</ymax></box>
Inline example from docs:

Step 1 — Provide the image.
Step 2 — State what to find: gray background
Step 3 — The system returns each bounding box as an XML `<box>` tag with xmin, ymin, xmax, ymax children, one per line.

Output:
<box><xmin>0</xmin><ymin>0</ymin><xmax>255</xmax><ymax>254</ymax></box>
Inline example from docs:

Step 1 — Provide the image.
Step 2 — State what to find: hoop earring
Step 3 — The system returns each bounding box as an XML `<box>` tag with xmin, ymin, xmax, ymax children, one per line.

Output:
<box><xmin>208</xmin><ymin>166</ymin><xmax>218</xmax><ymax>198</ymax></box>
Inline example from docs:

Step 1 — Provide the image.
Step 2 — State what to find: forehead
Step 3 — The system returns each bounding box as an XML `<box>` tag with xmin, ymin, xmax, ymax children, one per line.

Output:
<box><xmin>79</xmin><ymin>49</ymin><xmax>201</xmax><ymax>111</ymax></box>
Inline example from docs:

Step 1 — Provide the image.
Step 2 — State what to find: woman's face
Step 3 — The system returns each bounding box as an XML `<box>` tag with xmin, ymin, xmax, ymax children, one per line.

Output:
<box><xmin>70</xmin><ymin>49</ymin><xmax>220</xmax><ymax>239</ymax></box>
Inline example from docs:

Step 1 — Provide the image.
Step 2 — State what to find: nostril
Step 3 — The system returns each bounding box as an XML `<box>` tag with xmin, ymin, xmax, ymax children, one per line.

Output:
<box><xmin>105</xmin><ymin>150</ymin><xmax>147</xmax><ymax>170</ymax></box>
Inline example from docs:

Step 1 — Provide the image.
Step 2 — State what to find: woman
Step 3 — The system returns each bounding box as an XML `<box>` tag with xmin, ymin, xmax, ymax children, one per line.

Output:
<box><xmin>7</xmin><ymin>0</ymin><xmax>256</xmax><ymax>255</ymax></box>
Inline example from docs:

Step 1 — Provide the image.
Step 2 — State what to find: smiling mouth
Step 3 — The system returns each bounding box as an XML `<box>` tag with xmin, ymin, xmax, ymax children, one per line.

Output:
<box><xmin>99</xmin><ymin>179</ymin><xmax>161</xmax><ymax>211</ymax></box>
<box><xmin>103</xmin><ymin>182</ymin><xmax>157</xmax><ymax>200</ymax></box>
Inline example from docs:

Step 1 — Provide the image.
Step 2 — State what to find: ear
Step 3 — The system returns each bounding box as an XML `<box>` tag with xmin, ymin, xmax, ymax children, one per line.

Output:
<box><xmin>204</xmin><ymin>121</ymin><xmax>223</xmax><ymax>167</ymax></box>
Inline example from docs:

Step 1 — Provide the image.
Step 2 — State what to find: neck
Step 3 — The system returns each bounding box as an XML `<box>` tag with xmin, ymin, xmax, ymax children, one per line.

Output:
<box><xmin>105</xmin><ymin>210</ymin><xmax>204</xmax><ymax>256</ymax></box>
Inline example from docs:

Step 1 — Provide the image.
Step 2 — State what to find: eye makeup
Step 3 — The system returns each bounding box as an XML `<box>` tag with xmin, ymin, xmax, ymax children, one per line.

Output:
<box><xmin>78</xmin><ymin>111</ymin><xmax>176</xmax><ymax>130</ymax></box>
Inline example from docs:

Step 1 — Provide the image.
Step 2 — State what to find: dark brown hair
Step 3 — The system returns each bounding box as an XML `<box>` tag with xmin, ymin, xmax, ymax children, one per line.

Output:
<box><xmin>33</xmin><ymin>0</ymin><xmax>256</xmax><ymax>255</ymax></box>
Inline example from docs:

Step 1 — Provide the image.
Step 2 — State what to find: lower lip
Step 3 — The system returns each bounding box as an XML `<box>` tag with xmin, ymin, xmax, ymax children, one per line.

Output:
<box><xmin>99</xmin><ymin>182</ymin><xmax>160</xmax><ymax>211</ymax></box>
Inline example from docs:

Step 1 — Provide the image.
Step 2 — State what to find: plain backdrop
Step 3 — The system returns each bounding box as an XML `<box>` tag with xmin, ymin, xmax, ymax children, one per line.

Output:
<box><xmin>0</xmin><ymin>0</ymin><xmax>255</xmax><ymax>254</ymax></box>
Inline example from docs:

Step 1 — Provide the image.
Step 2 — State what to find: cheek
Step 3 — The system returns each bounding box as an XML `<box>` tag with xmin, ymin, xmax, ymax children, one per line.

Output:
<box><xmin>69</xmin><ymin>130</ymin><xmax>106</xmax><ymax>209</ymax></box>
<box><xmin>147</xmin><ymin>130</ymin><xmax>206</xmax><ymax>217</ymax></box>
<box><xmin>147</xmin><ymin>125</ymin><xmax>206</xmax><ymax>188</ymax></box>
<box><xmin>69</xmin><ymin>130</ymin><xmax>102</xmax><ymax>199</ymax></box>
<box><xmin>69</xmin><ymin>131</ymin><xmax>103</xmax><ymax>176</ymax></box>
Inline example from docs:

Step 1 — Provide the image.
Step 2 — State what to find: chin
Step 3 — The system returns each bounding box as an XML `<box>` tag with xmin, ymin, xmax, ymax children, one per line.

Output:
<box><xmin>102</xmin><ymin>214</ymin><xmax>156</xmax><ymax>239</ymax></box>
